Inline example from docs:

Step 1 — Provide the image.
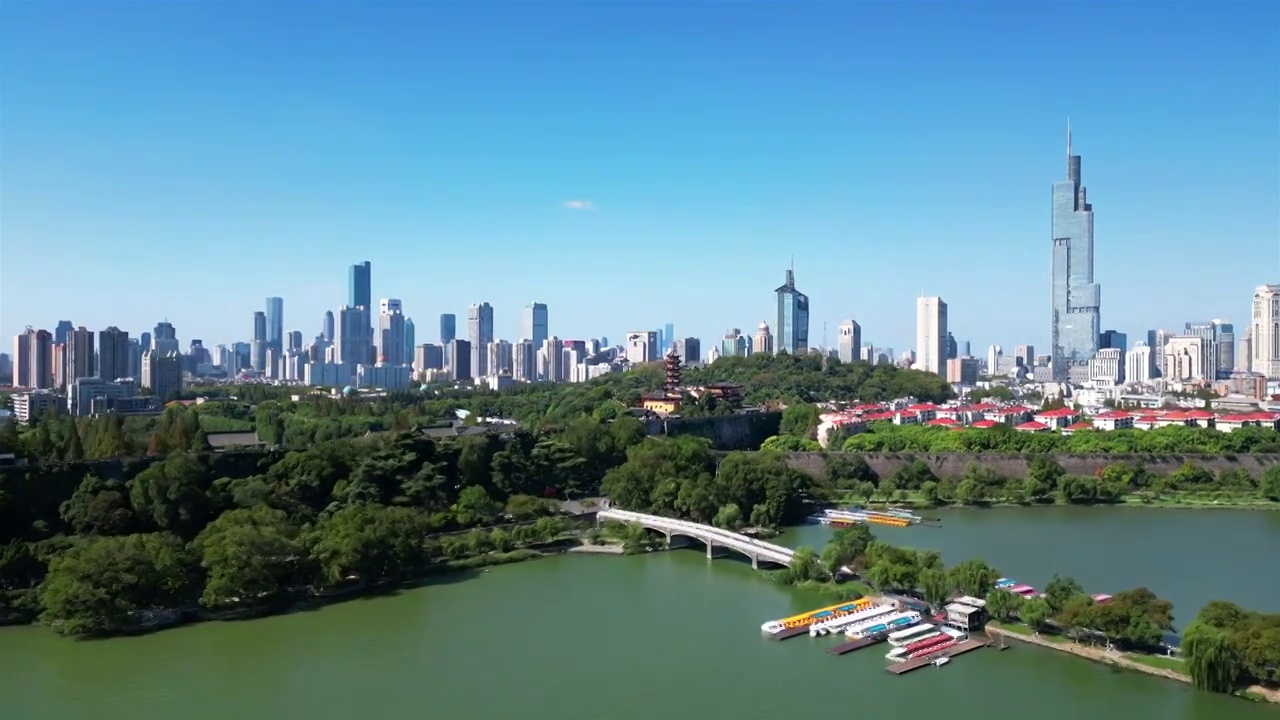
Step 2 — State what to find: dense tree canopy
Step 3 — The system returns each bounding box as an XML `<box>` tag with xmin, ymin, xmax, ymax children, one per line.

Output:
<box><xmin>1182</xmin><ymin>600</ymin><xmax>1280</xmax><ymax>692</ymax></box>
<box><xmin>842</xmin><ymin>422</ymin><xmax>1280</xmax><ymax>455</ymax></box>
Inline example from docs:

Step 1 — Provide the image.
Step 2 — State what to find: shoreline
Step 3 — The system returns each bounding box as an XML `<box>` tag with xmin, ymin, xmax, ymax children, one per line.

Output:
<box><xmin>853</xmin><ymin>498</ymin><xmax>1280</xmax><ymax>512</ymax></box>
<box><xmin>985</xmin><ymin>624</ymin><xmax>1278</xmax><ymax>705</ymax></box>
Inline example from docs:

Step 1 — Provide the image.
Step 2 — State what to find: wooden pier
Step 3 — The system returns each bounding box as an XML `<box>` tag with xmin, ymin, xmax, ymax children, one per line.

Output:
<box><xmin>827</xmin><ymin>636</ymin><xmax>881</xmax><ymax>656</ymax></box>
<box><xmin>885</xmin><ymin>638</ymin><xmax>988</xmax><ymax>674</ymax></box>
<box><xmin>770</xmin><ymin>626</ymin><xmax>812</xmax><ymax>641</ymax></box>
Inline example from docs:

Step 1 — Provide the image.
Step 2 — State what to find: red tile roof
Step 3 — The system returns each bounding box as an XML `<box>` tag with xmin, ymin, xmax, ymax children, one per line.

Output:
<box><xmin>906</xmin><ymin>403</ymin><xmax>939</xmax><ymax>412</ymax></box>
<box><xmin>967</xmin><ymin>403</ymin><xmax>999</xmax><ymax>411</ymax></box>
<box><xmin>1065</xmin><ymin>421</ymin><xmax>1094</xmax><ymax>430</ymax></box>
<box><xmin>1094</xmin><ymin>410</ymin><xmax>1132</xmax><ymax>419</ymax></box>
<box><xmin>970</xmin><ymin>420</ymin><xmax>998</xmax><ymax>429</ymax></box>
<box><xmin>926</xmin><ymin>417</ymin><xmax>958</xmax><ymax>426</ymax></box>
<box><xmin>1035</xmin><ymin>407</ymin><xmax>1078</xmax><ymax>418</ymax></box>
<box><xmin>994</xmin><ymin>405</ymin><xmax>1033</xmax><ymax>415</ymax></box>
<box><xmin>1014</xmin><ymin>421</ymin><xmax>1050</xmax><ymax>431</ymax></box>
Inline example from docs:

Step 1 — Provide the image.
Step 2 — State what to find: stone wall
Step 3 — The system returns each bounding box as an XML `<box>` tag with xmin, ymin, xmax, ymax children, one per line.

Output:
<box><xmin>665</xmin><ymin>412</ymin><xmax>782</xmax><ymax>451</ymax></box>
<box><xmin>781</xmin><ymin>451</ymin><xmax>1280</xmax><ymax>480</ymax></box>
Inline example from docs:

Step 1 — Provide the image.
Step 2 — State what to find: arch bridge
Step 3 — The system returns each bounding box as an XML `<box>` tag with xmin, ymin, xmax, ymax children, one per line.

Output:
<box><xmin>597</xmin><ymin>507</ymin><xmax>796</xmax><ymax>569</ymax></box>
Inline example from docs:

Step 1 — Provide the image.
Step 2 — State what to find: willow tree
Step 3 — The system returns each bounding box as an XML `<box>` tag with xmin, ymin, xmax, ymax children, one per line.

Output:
<box><xmin>1182</xmin><ymin>622</ymin><xmax>1242</xmax><ymax>693</ymax></box>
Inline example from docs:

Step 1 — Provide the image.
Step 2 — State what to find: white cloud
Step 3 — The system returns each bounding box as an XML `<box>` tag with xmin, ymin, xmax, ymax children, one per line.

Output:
<box><xmin>562</xmin><ymin>200</ymin><xmax>594</xmax><ymax>211</ymax></box>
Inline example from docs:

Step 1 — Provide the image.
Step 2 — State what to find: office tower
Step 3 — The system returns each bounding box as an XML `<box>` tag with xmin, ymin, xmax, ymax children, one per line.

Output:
<box><xmin>522</xmin><ymin>302</ymin><xmax>549</xmax><ymax>349</ymax></box>
<box><xmin>253</xmin><ymin>311</ymin><xmax>266</xmax><ymax>342</ymax></box>
<box><xmin>153</xmin><ymin>321</ymin><xmax>179</xmax><ymax>354</ymax></box>
<box><xmin>837</xmin><ymin>320</ymin><xmax>860</xmax><ymax>363</ymax></box>
<box><xmin>1050</xmin><ymin>122</ymin><xmax>1102</xmax><ymax>380</ymax></box>
<box><xmin>142</xmin><ymin>349</ymin><xmax>183</xmax><ymax>401</ymax></box>
<box><xmin>288</xmin><ymin>331</ymin><xmax>303</xmax><ymax>352</ymax></box>
<box><xmin>54</xmin><ymin>320</ymin><xmax>74</xmax><ymax>346</ymax></box>
<box><xmin>944</xmin><ymin>332</ymin><xmax>958</xmax><ymax>360</ymax></box>
<box><xmin>1099</xmin><ymin>330</ymin><xmax>1127</xmax><ymax>354</ymax></box>
<box><xmin>449</xmin><ymin>339</ymin><xmax>472</xmax><ymax>381</ymax></box>
<box><xmin>265</xmin><ymin>297</ymin><xmax>284</xmax><ymax>353</ymax></box>
<box><xmin>626</xmin><ymin>331</ymin><xmax>658</xmax><ymax>364</ymax></box>
<box><xmin>1184</xmin><ymin>322</ymin><xmax>1220</xmax><ymax>382</ymax></box>
<box><xmin>1252</xmin><ymin>284</ymin><xmax>1280</xmax><ymax>379</ymax></box>
<box><xmin>960</xmin><ymin>340</ymin><xmax>971</xmax><ymax>357</ymax></box>
<box><xmin>675</xmin><ymin>337</ymin><xmax>701</xmax><ymax>366</ymax></box>
<box><xmin>140</xmin><ymin>331</ymin><xmax>152</xmax><ymax>352</ymax></box>
<box><xmin>404</xmin><ymin>318</ymin><xmax>415</xmax><ymax>363</ymax></box>
<box><xmin>467</xmin><ymin>302</ymin><xmax>494</xmax><ymax>376</ymax></box>
<box><xmin>986</xmin><ymin>346</ymin><xmax>1002</xmax><ymax>373</ymax></box>
<box><xmin>0</xmin><ymin>353</ymin><xmax>9</xmax><ymax>381</ymax></box>
<box><xmin>66</xmin><ymin>326</ymin><xmax>95</xmax><ymax>383</ymax></box>
<box><xmin>1163</xmin><ymin>336</ymin><xmax>1204</xmax><ymax>381</ymax></box>
<box><xmin>323</xmin><ymin>310</ymin><xmax>335</xmax><ymax>342</ymax></box>
<box><xmin>440</xmin><ymin>313</ymin><xmax>457</xmax><ymax>344</ymax></box>
<box><xmin>1089</xmin><ymin>348</ymin><xmax>1124</xmax><ymax>383</ymax></box>
<box><xmin>335</xmin><ymin>305</ymin><xmax>372</xmax><ymax>365</ymax></box>
<box><xmin>1213</xmin><ymin>321</ymin><xmax>1234</xmax><ymax>380</ymax></box>
<box><xmin>98</xmin><ymin>327</ymin><xmax>130</xmax><ymax>382</ymax></box>
<box><xmin>487</xmin><ymin>340</ymin><xmax>514</xmax><ymax>376</ymax></box>
<box><xmin>1125</xmin><ymin>344</ymin><xmax>1152</xmax><ymax>384</ymax></box>
<box><xmin>413</xmin><ymin>343</ymin><xmax>444</xmax><ymax>372</ymax></box>
<box><xmin>754</xmin><ymin>321</ymin><xmax>775</xmax><ymax>355</ymax></box>
<box><xmin>663</xmin><ymin>323</ymin><xmax>675</xmax><ymax>353</ymax></box>
<box><xmin>915</xmin><ymin>296</ymin><xmax>948</xmax><ymax>376</ymax></box>
<box><xmin>513</xmin><ymin>339</ymin><xmax>536</xmax><ymax>381</ymax></box>
<box><xmin>1237</xmin><ymin>329</ymin><xmax>1252</xmax><ymax>373</ymax></box>
<box><xmin>14</xmin><ymin>331</ymin><xmax>30</xmax><ymax>387</ymax></box>
<box><xmin>348</xmin><ymin>261</ymin><xmax>372</xmax><ymax>309</ymax></box>
<box><xmin>252</xmin><ymin>311</ymin><xmax>268</xmax><ymax>371</ymax></box>
<box><xmin>1013</xmin><ymin>344</ymin><xmax>1035</xmax><ymax>368</ymax></box>
<box><xmin>774</xmin><ymin>266</ymin><xmax>810</xmax><ymax>354</ymax></box>
<box><xmin>378</xmin><ymin>299</ymin><xmax>407</xmax><ymax>365</ymax></box>
<box><xmin>720</xmin><ymin>328</ymin><xmax>747</xmax><ymax>358</ymax></box>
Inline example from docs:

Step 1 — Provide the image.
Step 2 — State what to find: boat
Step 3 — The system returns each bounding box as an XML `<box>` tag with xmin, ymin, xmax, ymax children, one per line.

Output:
<box><xmin>933</xmin><ymin>657</ymin><xmax>950</xmax><ymax>667</ymax></box>
<box><xmin>845</xmin><ymin>611</ymin><xmax>922</xmax><ymax>639</ymax></box>
<box><xmin>887</xmin><ymin>623</ymin><xmax>936</xmax><ymax>646</ymax></box>
<box><xmin>760</xmin><ymin>597</ymin><xmax>874</xmax><ymax>635</ymax></box>
<box><xmin>808</xmin><ymin>604</ymin><xmax>895</xmax><ymax>636</ymax></box>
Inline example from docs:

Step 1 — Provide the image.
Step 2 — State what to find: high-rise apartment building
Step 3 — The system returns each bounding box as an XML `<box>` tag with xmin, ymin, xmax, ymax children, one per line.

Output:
<box><xmin>98</xmin><ymin>327</ymin><xmax>130</xmax><ymax>382</ymax></box>
<box><xmin>1251</xmin><ymin>285</ymin><xmax>1280</xmax><ymax>380</ymax></box>
<box><xmin>378</xmin><ymin>298</ymin><xmax>407</xmax><ymax>365</ymax></box>
<box><xmin>539</xmin><ymin>337</ymin><xmax>564</xmax><ymax>382</ymax></box>
<box><xmin>66</xmin><ymin>326</ymin><xmax>95</xmax><ymax>383</ymax></box>
<box><xmin>1089</xmin><ymin>348</ymin><xmax>1124</xmax><ymax>384</ymax></box>
<box><xmin>837</xmin><ymin>319</ymin><xmax>860</xmax><ymax>363</ymax></box>
<box><xmin>54</xmin><ymin>321</ymin><xmax>74</xmax><ymax>346</ymax></box>
<box><xmin>774</xmin><ymin>267</ymin><xmax>809</xmax><ymax>354</ymax></box>
<box><xmin>487</xmin><ymin>340</ymin><xmax>514</xmax><ymax>377</ymax></box>
<box><xmin>1013</xmin><ymin>344</ymin><xmax>1035</xmax><ymax>368</ymax></box>
<box><xmin>440</xmin><ymin>313</ymin><xmax>457</xmax><ymax>369</ymax></box>
<box><xmin>14</xmin><ymin>328</ymin><xmax>53</xmax><ymax>389</ymax></box>
<box><xmin>626</xmin><ymin>331</ymin><xmax>658</xmax><ymax>364</ymax></box>
<box><xmin>335</xmin><ymin>305</ymin><xmax>372</xmax><ymax>365</ymax></box>
<box><xmin>1163</xmin><ymin>336</ymin><xmax>1204</xmax><ymax>381</ymax></box>
<box><xmin>1050</xmin><ymin>123</ymin><xmax>1102</xmax><ymax>380</ymax></box>
<box><xmin>915</xmin><ymin>296</ymin><xmax>948</xmax><ymax>376</ymax></box>
<box><xmin>413</xmin><ymin>343</ymin><xmax>444</xmax><ymax>372</ymax></box>
<box><xmin>266</xmin><ymin>297</ymin><xmax>284</xmax><ymax>353</ymax></box>
<box><xmin>1125</xmin><ymin>344</ymin><xmax>1153</xmax><ymax>384</ymax></box>
<box><xmin>513</xmin><ymin>339</ymin><xmax>536</xmax><ymax>381</ymax></box>
<box><xmin>142</xmin><ymin>350</ymin><xmax>183</xmax><ymax>401</ymax></box>
<box><xmin>754</xmin><ymin>322</ymin><xmax>775</xmax><ymax>356</ymax></box>
<box><xmin>467</xmin><ymin>303</ymin><xmax>494</xmax><ymax>376</ymax></box>
<box><xmin>449</xmin><ymin>339</ymin><xmax>472</xmax><ymax>381</ymax></box>
<box><xmin>674</xmin><ymin>337</ymin><xmax>701</xmax><ymax>366</ymax></box>
<box><xmin>720</xmin><ymin>328</ymin><xmax>747</xmax><ymax>359</ymax></box>
<box><xmin>522</xmin><ymin>302</ymin><xmax>548</xmax><ymax>349</ymax></box>
<box><xmin>1213</xmin><ymin>321</ymin><xmax>1234</xmax><ymax>381</ymax></box>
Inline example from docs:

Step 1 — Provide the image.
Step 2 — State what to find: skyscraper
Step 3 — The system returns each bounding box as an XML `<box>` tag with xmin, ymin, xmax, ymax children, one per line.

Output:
<box><xmin>378</xmin><ymin>299</ymin><xmax>407</xmax><ymax>365</ymax></box>
<box><xmin>440</xmin><ymin>313</ymin><xmax>457</xmax><ymax>344</ymax></box>
<box><xmin>335</xmin><ymin>305</ymin><xmax>372</xmax><ymax>365</ymax></box>
<box><xmin>252</xmin><ymin>311</ymin><xmax>267</xmax><ymax>371</ymax></box>
<box><xmin>1050</xmin><ymin>121</ymin><xmax>1102</xmax><ymax>380</ymax></box>
<box><xmin>323</xmin><ymin>310</ymin><xmax>335</xmax><ymax>342</ymax></box>
<box><xmin>347</xmin><ymin>261</ymin><xmax>372</xmax><ymax>310</ymax></box>
<box><xmin>774</xmin><ymin>266</ymin><xmax>809</xmax><ymax>354</ymax></box>
<box><xmin>1251</xmin><ymin>285</ymin><xmax>1280</xmax><ymax>379</ymax></box>
<box><xmin>754</xmin><ymin>322</ymin><xmax>774</xmax><ymax>355</ymax></box>
<box><xmin>153</xmin><ymin>321</ymin><xmax>179</xmax><ymax>354</ymax></box>
<box><xmin>54</xmin><ymin>320</ymin><xmax>74</xmax><ymax>345</ymax></box>
<box><xmin>522</xmin><ymin>302</ymin><xmax>548</xmax><ymax>349</ymax></box>
<box><xmin>837</xmin><ymin>319</ymin><xmax>860</xmax><ymax>363</ymax></box>
<box><xmin>404</xmin><ymin>317</ymin><xmax>415</xmax><ymax>362</ymax></box>
<box><xmin>915</xmin><ymin>296</ymin><xmax>948</xmax><ymax>376</ymax></box>
<box><xmin>98</xmin><ymin>326</ymin><xmax>130</xmax><ymax>382</ymax></box>
<box><xmin>468</xmin><ymin>302</ymin><xmax>494</xmax><ymax>377</ymax></box>
<box><xmin>66</xmin><ymin>326</ymin><xmax>95</xmax><ymax>383</ymax></box>
<box><xmin>266</xmin><ymin>297</ymin><xmax>284</xmax><ymax>353</ymax></box>
<box><xmin>663</xmin><ymin>323</ymin><xmax>675</xmax><ymax>353</ymax></box>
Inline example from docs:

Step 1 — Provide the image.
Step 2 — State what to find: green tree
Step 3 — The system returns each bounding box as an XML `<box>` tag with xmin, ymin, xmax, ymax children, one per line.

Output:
<box><xmin>1182</xmin><ymin>621</ymin><xmax>1242</xmax><ymax>692</ymax></box>
<box><xmin>985</xmin><ymin>588</ymin><xmax>1024</xmax><ymax>622</ymax></box>
<box><xmin>1043</xmin><ymin>575</ymin><xmax>1085</xmax><ymax>614</ymax></box>
<box><xmin>1020</xmin><ymin>596</ymin><xmax>1052</xmax><ymax>632</ymax></box>
<box><xmin>712</xmin><ymin>503</ymin><xmax>744</xmax><ymax>530</ymax></box>
<box><xmin>1261</xmin><ymin>465</ymin><xmax>1280</xmax><ymax>501</ymax></box>
<box><xmin>947</xmin><ymin>558</ymin><xmax>999</xmax><ymax>598</ymax></box>
<box><xmin>193</xmin><ymin>506</ymin><xmax>303</xmax><ymax>608</ymax></box>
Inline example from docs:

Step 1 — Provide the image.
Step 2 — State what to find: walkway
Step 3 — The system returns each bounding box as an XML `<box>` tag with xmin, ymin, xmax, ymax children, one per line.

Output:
<box><xmin>596</xmin><ymin>507</ymin><xmax>797</xmax><ymax>569</ymax></box>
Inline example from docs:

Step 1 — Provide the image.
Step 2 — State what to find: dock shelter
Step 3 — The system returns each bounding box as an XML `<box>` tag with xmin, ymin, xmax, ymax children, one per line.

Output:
<box><xmin>944</xmin><ymin>602</ymin><xmax>986</xmax><ymax>632</ymax></box>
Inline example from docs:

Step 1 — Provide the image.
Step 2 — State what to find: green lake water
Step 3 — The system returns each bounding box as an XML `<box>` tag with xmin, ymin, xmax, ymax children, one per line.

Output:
<box><xmin>2</xmin><ymin>508</ymin><xmax>1277</xmax><ymax>719</ymax></box>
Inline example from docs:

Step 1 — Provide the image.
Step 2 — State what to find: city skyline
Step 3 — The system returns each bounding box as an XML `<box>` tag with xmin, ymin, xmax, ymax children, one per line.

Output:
<box><xmin>2</xmin><ymin>3</ymin><xmax>1277</xmax><ymax>351</ymax></box>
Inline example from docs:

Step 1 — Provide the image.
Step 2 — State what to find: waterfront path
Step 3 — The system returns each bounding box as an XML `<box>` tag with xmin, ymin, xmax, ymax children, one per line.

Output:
<box><xmin>596</xmin><ymin>507</ymin><xmax>797</xmax><ymax>568</ymax></box>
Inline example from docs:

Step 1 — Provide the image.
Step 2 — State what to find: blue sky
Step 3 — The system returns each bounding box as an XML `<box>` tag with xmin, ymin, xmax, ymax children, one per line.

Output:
<box><xmin>2</xmin><ymin>2</ymin><xmax>1277</xmax><ymax>355</ymax></box>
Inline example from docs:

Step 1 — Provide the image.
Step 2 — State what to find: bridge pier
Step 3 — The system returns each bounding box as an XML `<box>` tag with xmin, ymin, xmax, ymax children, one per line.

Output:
<box><xmin>706</xmin><ymin>540</ymin><xmax>714</xmax><ymax>559</ymax></box>
<box><xmin>751</xmin><ymin>554</ymin><xmax>759</xmax><ymax>570</ymax></box>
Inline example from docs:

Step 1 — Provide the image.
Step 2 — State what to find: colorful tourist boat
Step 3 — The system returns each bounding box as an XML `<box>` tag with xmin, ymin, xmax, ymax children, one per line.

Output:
<box><xmin>808</xmin><ymin>604</ymin><xmax>895</xmax><ymax>636</ymax></box>
<box><xmin>760</xmin><ymin>597</ymin><xmax>874</xmax><ymax>635</ymax></box>
<box><xmin>845</xmin><ymin>611</ymin><xmax>922</xmax><ymax>639</ymax></box>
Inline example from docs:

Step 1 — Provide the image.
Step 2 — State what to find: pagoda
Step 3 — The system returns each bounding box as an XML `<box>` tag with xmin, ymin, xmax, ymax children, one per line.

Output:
<box><xmin>664</xmin><ymin>349</ymin><xmax>683</xmax><ymax>392</ymax></box>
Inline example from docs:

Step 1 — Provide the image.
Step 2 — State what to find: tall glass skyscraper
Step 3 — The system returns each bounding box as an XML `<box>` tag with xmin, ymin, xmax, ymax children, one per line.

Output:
<box><xmin>774</xmin><ymin>267</ymin><xmax>809</xmax><ymax>355</ymax></box>
<box><xmin>265</xmin><ymin>296</ymin><xmax>284</xmax><ymax>352</ymax></box>
<box><xmin>522</xmin><ymin>302</ymin><xmax>548</xmax><ymax>348</ymax></box>
<box><xmin>348</xmin><ymin>261</ymin><xmax>372</xmax><ymax>309</ymax></box>
<box><xmin>1050</xmin><ymin>123</ymin><xmax>1101</xmax><ymax>379</ymax></box>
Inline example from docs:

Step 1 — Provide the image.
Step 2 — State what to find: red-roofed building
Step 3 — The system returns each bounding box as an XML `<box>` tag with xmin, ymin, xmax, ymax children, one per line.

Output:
<box><xmin>1014</xmin><ymin>420</ymin><xmax>1050</xmax><ymax>433</ymax></box>
<box><xmin>1062</xmin><ymin>421</ymin><xmax>1094</xmax><ymax>436</ymax></box>
<box><xmin>926</xmin><ymin>417</ymin><xmax>959</xmax><ymax>427</ymax></box>
<box><xmin>1158</xmin><ymin>410</ymin><xmax>1216</xmax><ymax>429</ymax></box>
<box><xmin>1132</xmin><ymin>414</ymin><xmax>1162</xmax><ymax>430</ymax></box>
<box><xmin>862</xmin><ymin>411</ymin><xmax>896</xmax><ymax>422</ymax></box>
<box><xmin>1092</xmin><ymin>410</ymin><xmax>1134</xmax><ymax>431</ymax></box>
<box><xmin>905</xmin><ymin>403</ymin><xmax>939</xmax><ymax>422</ymax></box>
<box><xmin>1033</xmin><ymin>407</ymin><xmax>1080</xmax><ymax>429</ymax></box>
<box><xmin>969</xmin><ymin>419</ymin><xmax>998</xmax><ymax>429</ymax></box>
<box><xmin>988</xmin><ymin>405</ymin><xmax>1034</xmax><ymax>426</ymax></box>
<box><xmin>1216</xmin><ymin>411</ymin><xmax>1280</xmax><ymax>433</ymax></box>
<box><xmin>894</xmin><ymin>411</ymin><xmax>921</xmax><ymax>426</ymax></box>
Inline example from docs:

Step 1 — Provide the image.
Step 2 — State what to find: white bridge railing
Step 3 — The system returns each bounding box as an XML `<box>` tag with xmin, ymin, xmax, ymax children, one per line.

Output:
<box><xmin>597</xmin><ymin>507</ymin><xmax>796</xmax><ymax>566</ymax></box>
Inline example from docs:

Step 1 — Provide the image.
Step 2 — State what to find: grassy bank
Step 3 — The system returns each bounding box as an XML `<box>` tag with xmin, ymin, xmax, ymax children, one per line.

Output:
<box><xmin>987</xmin><ymin>622</ymin><xmax>1278</xmax><ymax>705</ymax></box>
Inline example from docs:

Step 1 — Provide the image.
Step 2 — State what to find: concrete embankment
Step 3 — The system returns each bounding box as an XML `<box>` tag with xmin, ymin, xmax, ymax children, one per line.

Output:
<box><xmin>566</xmin><ymin>543</ymin><xmax>626</xmax><ymax>555</ymax></box>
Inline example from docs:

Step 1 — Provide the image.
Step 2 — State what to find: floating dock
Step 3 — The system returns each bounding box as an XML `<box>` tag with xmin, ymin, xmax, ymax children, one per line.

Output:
<box><xmin>770</xmin><ymin>626</ymin><xmax>813</xmax><ymax>641</ymax></box>
<box><xmin>885</xmin><ymin>638</ymin><xmax>988</xmax><ymax>674</ymax></box>
<box><xmin>828</xmin><ymin>636</ymin><xmax>882</xmax><ymax>656</ymax></box>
